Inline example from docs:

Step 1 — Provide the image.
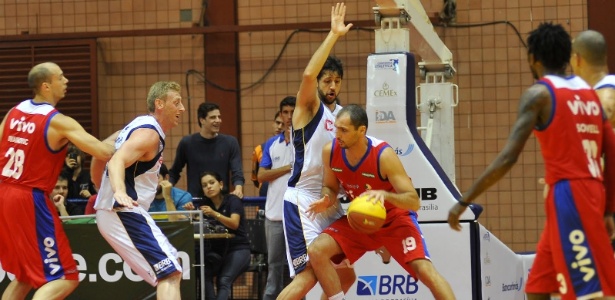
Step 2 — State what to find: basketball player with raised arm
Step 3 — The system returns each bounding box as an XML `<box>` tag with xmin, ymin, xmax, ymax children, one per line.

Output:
<box><xmin>277</xmin><ymin>3</ymin><xmax>354</xmax><ymax>300</ymax></box>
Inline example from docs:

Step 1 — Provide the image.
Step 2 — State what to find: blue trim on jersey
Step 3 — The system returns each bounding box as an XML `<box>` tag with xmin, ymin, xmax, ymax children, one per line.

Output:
<box><xmin>596</xmin><ymin>83</ymin><xmax>615</xmax><ymax>90</ymax></box>
<box><xmin>117</xmin><ymin>211</ymin><xmax>179</xmax><ymax>278</ymax></box>
<box><xmin>123</xmin><ymin>124</ymin><xmax>164</xmax><ymax>201</ymax></box>
<box><xmin>260</xmin><ymin>133</ymin><xmax>285</xmax><ymax>169</ymax></box>
<box><xmin>43</xmin><ymin>111</ymin><xmax>65</xmax><ymax>154</ymax></box>
<box><xmin>553</xmin><ymin>180</ymin><xmax>602</xmax><ymax>297</ymax></box>
<box><xmin>342</xmin><ymin>137</ymin><xmax>372</xmax><ymax>172</ymax></box>
<box><xmin>398</xmin><ymin>52</ymin><xmax>462</xmax><ymax>201</ymax></box>
<box><xmin>283</xmin><ymin>200</ymin><xmax>308</xmax><ymax>274</ymax></box>
<box><xmin>534</xmin><ymin>81</ymin><xmax>556</xmax><ymax>131</ymax></box>
<box><xmin>288</xmin><ymin>104</ymin><xmax>325</xmax><ymax>187</ymax></box>
<box><xmin>33</xmin><ymin>188</ymin><xmax>65</xmax><ymax>281</ymax></box>
<box><xmin>376</xmin><ymin>144</ymin><xmax>390</xmax><ymax>181</ymax></box>
<box><xmin>329</xmin><ymin>138</ymin><xmax>336</xmax><ymax>166</ymax></box>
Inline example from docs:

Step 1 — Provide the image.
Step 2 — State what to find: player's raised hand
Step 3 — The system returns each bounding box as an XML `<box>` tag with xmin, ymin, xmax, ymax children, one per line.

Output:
<box><xmin>331</xmin><ymin>3</ymin><xmax>353</xmax><ymax>36</ymax></box>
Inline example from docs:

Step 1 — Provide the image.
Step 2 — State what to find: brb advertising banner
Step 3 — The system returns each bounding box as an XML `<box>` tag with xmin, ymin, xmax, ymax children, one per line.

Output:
<box><xmin>0</xmin><ymin>221</ymin><xmax>195</xmax><ymax>299</ymax></box>
<box><xmin>307</xmin><ymin>223</ymin><xmax>474</xmax><ymax>299</ymax></box>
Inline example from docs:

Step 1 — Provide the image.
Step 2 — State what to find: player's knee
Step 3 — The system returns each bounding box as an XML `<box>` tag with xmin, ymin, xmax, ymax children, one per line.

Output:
<box><xmin>307</xmin><ymin>235</ymin><xmax>334</xmax><ymax>259</ymax></box>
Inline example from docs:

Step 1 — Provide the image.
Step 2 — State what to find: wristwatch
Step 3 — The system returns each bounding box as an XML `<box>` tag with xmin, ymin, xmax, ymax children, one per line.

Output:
<box><xmin>215</xmin><ymin>212</ymin><xmax>221</xmax><ymax>219</ymax></box>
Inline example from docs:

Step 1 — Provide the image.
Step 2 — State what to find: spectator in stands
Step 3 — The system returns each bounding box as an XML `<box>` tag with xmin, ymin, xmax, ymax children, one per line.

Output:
<box><xmin>258</xmin><ymin>96</ymin><xmax>295</xmax><ymax>300</ymax></box>
<box><xmin>149</xmin><ymin>163</ymin><xmax>193</xmax><ymax>221</ymax></box>
<box><xmin>170</xmin><ymin>102</ymin><xmax>244</xmax><ymax>199</ymax></box>
<box><xmin>186</xmin><ymin>171</ymin><xmax>250</xmax><ymax>300</ymax></box>
<box><xmin>251</xmin><ymin>111</ymin><xmax>285</xmax><ymax>197</ymax></box>
<box><xmin>52</xmin><ymin>174</ymin><xmax>83</xmax><ymax>216</ymax></box>
<box><xmin>62</xmin><ymin>144</ymin><xmax>97</xmax><ymax>207</ymax></box>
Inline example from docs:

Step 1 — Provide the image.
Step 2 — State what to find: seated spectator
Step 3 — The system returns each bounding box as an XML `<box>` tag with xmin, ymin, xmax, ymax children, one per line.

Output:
<box><xmin>62</xmin><ymin>144</ymin><xmax>97</xmax><ymax>204</ymax></box>
<box><xmin>52</xmin><ymin>174</ymin><xmax>83</xmax><ymax>216</ymax></box>
<box><xmin>186</xmin><ymin>171</ymin><xmax>250</xmax><ymax>300</ymax></box>
<box><xmin>149</xmin><ymin>163</ymin><xmax>193</xmax><ymax>221</ymax></box>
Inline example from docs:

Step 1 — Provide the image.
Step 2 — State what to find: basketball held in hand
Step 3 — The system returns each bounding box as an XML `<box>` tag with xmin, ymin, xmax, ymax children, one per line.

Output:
<box><xmin>347</xmin><ymin>195</ymin><xmax>386</xmax><ymax>234</ymax></box>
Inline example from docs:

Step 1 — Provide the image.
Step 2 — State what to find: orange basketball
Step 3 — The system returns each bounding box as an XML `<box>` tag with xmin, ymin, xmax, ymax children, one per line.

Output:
<box><xmin>347</xmin><ymin>194</ymin><xmax>386</xmax><ymax>234</ymax></box>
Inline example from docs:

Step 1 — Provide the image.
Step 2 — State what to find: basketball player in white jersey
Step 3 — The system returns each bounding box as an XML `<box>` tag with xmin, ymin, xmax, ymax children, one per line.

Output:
<box><xmin>92</xmin><ymin>81</ymin><xmax>185</xmax><ymax>300</ymax></box>
<box><xmin>278</xmin><ymin>3</ymin><xmax>354</xmax><ymax>300</ymax></box>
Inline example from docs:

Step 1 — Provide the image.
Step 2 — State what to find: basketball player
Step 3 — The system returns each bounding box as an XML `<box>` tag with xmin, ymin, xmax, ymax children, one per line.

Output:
<box><xmin>570</xmin><ymin>30</ymin><xmax>615</xmax><ymax>128</ymax></box>
<box><xmin>92</xmin><ymin>81</ymin><xmax>185</xmax><ymax>299</ymax></box>
<box><xmin>306</xmin><ymin>105</ymin><xmax>455</xmax><ymax>300</ymax></box>
<box><xmin>0</xmin><ymin>62</ymin><xmax>115</xmax><ymax>300</ymax></box>
<box><xmin>277</xmin><ymin>3</ymin><xmax>354</xmax><ymax>300</ymax></box>
<box><xmin>448</xmin><ymin>23</ymin><xmax>615</xmax><ymax>300</ymax></box>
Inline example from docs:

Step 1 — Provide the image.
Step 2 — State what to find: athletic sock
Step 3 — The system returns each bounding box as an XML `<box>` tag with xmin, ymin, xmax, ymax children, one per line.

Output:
<box><xmin>329</xmin><ymin>292</ymin><xmax>345</xmax><ymax>300</ymax></box>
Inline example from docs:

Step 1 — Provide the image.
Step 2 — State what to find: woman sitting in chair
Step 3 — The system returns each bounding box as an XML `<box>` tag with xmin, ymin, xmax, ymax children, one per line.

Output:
<box><xmin>196</xmin><ymin>171</ymin><xmax>251</xmax><ymax>300</ymax></box>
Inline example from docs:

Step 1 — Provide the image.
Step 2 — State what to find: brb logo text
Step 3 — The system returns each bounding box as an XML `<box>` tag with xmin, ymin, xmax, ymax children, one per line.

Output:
<box><xmin>357</xmin><ymin>275</ymin><xmax>419</xmax><ymax>296</ymax></box>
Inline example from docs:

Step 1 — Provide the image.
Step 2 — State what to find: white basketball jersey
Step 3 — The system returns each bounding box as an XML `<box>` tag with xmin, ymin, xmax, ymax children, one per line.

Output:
<box><xmin>595</xmin><ymin>74</ymin><xmax>615</xmax><ymax>90</ymax></box>
<box><xmin>94</xmin><ymin>115</ymin><xmax>165</xmax><ymax>211</ymax></box>
<box><xmin>288</xmin><ymin>103</ymin><xmax>337</xmax><ymax>195</ymax></box>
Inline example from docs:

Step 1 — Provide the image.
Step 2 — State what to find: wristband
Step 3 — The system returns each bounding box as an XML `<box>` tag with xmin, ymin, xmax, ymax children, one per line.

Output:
<box><xmin>458</xmin><ymin>200</ymin><xmax>471</xmax><ymax>207</ymax></box>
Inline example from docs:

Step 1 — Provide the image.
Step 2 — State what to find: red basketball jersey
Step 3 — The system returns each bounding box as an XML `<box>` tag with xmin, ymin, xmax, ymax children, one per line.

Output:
<box><xmin>534</xmin><ymin>75</ymin><xmax>605</xmax><ymax>185</ymax></box>
<box><xmin>330</xmin><ymin>136</ymin><xmax>407</xmax><ymax>220</ymax></box>
<box><xmin>0</xmin><ymin>100</ymin><xmax>67</xmax><ymax>193</ymax></box>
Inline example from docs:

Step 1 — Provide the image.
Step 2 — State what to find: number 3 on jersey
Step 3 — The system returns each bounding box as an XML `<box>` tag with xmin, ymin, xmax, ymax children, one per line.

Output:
<box><xmin>582</xmin><ymin>139</ymin><xmax>600</xmax><ymax>178</ymax></box>
<box><xmin>2</xmin><ymin>147</ymin><xmax>25</xmax><ymax>179</ymax></box>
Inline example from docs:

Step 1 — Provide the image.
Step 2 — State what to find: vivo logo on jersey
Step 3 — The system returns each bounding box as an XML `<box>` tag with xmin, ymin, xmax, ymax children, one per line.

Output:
<box><xmin>9</xmin><ymin>117</ymin><xmax>36</xmax><ymax>134</ymax></box>
<box><xmin>568</xmin><ymin>230</ymin><xmax>596</xmax><ymax>282</ymax></box>
<box><xmin>43</xmin><ymin>237</ymin><xmax>61</xmax><ymax>276</ymax></box>
<box><xmin>567</xmin><ymin>96</ymin><xmax>600</xmax><ymax>116</ymax></box>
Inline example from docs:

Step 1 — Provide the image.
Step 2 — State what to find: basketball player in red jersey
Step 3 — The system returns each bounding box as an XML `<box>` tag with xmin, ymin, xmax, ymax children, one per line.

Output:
<box><xmin>0</xmin><ymin>62</ymin><xmax>115</xmax><ymax>300</ymax></box>
<box><xmin>306</xmin><ymin>104</ymin><xmax>455</xmax><ymax>300</ymax></box>
<box><xmin>448</xmin><ymin>23</ymin><xmax>615</xmax><ymax>300</ymax></box>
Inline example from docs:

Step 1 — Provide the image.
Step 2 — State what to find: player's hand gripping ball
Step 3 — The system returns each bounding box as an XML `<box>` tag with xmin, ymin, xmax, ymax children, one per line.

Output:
<box><xmin>347</xmin><ymin>194</ymin><xmax>386</xmax><ymax>234</ymax></box>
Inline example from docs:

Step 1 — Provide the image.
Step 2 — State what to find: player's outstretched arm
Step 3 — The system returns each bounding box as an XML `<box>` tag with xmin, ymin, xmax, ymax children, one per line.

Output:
<box><xmin>90</xmin><ymin>131</ymin><xmax>120</xmax><ymax>188</ymax></box>
<box><xmin>294</xmin><ymin>3</ymin><xmax>353</xmax><ymax>129</ymax></box>
<box><xmin>50</xmin><ymin>114</ymin><xmax>115</xmax><ymax>161</ymax></box>
<box><xmin>448</xmin><ymin>84</ymin><xmax>549</xmax><ymax>231</ymax></box>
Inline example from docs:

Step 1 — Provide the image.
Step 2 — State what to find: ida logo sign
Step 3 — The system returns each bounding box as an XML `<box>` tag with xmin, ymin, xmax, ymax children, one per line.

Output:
<box><xmin>356</xmin><ymin>275</ymin><xmax>419</xmax><ymax>296</ymax></box>
<box><xmin>375</xmin><ymin>110</ymin><xmax>396</xmax><ymax>123</ymax></box>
